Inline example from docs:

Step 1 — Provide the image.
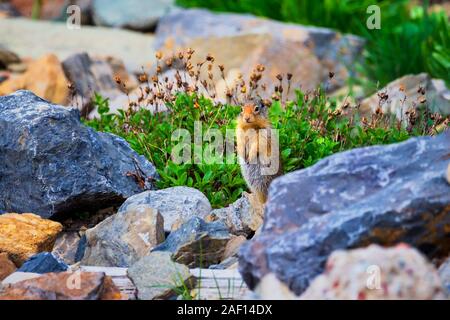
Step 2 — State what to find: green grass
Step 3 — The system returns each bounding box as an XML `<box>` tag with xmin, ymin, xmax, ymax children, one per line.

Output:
<box><xmin>176</xmin><ymin>0</ymin><xmax>450</xmax><ymax>89</ymax></box>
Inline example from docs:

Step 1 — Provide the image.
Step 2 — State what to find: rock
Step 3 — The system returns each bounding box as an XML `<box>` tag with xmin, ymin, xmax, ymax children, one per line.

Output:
<box><xmin>438</xmin><ymin>256</ymin><xmax>450</xmax><ymax>295</ymax></box>
<box><xmin>155</xmin><ymin>8</ymin><xmax>364</xmax><ymax>95</ymax></box>
<box><xmin>92</xmin><ymin>0</ymin><xmax>174</xmax><ymax>31</ymax></box>
<box><xmin>127</xmin><ymin>251</ymin><xmax>196</xmax><ymax>300</ymax></box>
<box><xmin>81</xmin><ymin>205</ymin><xmax>165</xmax><ymax>267</ymax></box>
<box><xmin>0</xmin><ymin>213</ymin><xmax>62</xmax><ymax>266</ymax></box>
<box><xmin>106</xmin><ymin>56</ymin><xmax>138</xmax><ymax>91</ymax></box>
<box><xmin>118</xmin><ymin>187</ymin><xmax>212</xmax><ymax>233</ymax></box>
<box><xmin>223</xmin><ymin>235</ymin><xmax>247</xmax><ymax>261</ymax></box>
<box><xmin>360</xmin><ymin>73</ymin><xmax>450</xmax><ymax>119</ymax></box>
<box><xmin>0</xmin><ymin>253</ymin><xmax>16</xmax><ymax>281</ymax></box>
<box><xmin>0</xmin><ymin>271</ymin><xmax>122</xmax><ymax>300</ymax></box>
<box><xmin>0</xmin><ymin>90</ymin><xmax>158</xmax><ymax>218</ymax></box>
<box><xmin>239</xmin><ymin>132</ymin><xmax>450</xmax><ymax>295</ymax></box>
<box><xmin>209</xmin><ymin>257</ymin><xmax>239</xmax><ymax>270</ymax></box>
<box><xmin>203</xmin><ymin>235</ymin><xmax>244</xmax><ymax>269</ymax></box>
<box><xmin>153</xmin><ymin>217</ymin><xmax>231</xmax><ymax>268</ymax></box>
<box><xmin>1</xmin><ymin>272</ymin><xmax>41</xmax><ymax>285</ymax></box>
<box><xmin>52</xmin><ymin>232</ymin><xmax>83</xmax><ymax>265</ymax></box>
<box><xmin>62</xmin><ymin>52</ymin><xmax>125</xmax><ymax>117</ymax></box>
<box><xmin>300</xmin><ymin>244</ymin><xmax>446</xmax><ymax>300</ymax></box>
<box><xmin>209</xmin><ymin>194</ymin><xmax>260</xmax><ymax>236</ymax></box>
<box><xmin>18</xmin><ymin>252</ymin><xmax>69</xmax><ymax>274</ymax></box>
<box><xmin>0</xmin><ymin>18</ymin><xmax>156</xmax><ymax>73</ymax></box>
<box><xmin>0</xmin><ymin>54</ymin><xmax>69</xmax><ymax>104</ymax></box>
<box><xmin>0</xmin><ymin>46</ymin><xmax>20</xmax><ymax>69</ymax></box>
<box><xmin>75</xmin><ymin>235</ymin><xmax>87</xmax><ymax>262</ymax></box>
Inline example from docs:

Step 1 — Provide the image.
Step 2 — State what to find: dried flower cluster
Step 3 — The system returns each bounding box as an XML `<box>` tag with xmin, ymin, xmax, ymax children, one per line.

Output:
<box><xmin>96</xmin><ymin>49</ymin><xmax>449</xmax><ymax>139</ymax></box>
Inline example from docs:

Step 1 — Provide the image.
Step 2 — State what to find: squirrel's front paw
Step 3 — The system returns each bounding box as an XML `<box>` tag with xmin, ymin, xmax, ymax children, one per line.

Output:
<box><xmin>246</xmin><ymin>147</ymin><xmax>258</xmax><ymax>164</ymax></box>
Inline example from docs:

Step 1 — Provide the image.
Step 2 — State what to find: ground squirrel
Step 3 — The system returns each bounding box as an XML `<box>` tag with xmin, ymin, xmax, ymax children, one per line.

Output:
<box><xmin>236</xmin><ymin>101</ymin><xmax>283</xmax><ymax>206</ymax></box>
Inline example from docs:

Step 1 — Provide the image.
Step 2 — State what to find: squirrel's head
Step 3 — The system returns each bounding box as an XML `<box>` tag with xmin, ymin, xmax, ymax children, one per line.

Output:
<box><xmin>238</xmin><ymin>101</ymin><xmax>269</xmax><ymax>129</ymax></box>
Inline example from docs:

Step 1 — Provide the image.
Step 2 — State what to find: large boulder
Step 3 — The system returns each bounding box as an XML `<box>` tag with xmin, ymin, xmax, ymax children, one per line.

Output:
<box><xmin>81</xmin><ymin>205</ymin><xmax>165</xmax><ymax>267</ymax></box>
<box><xmin>153</xmin><ymin>217</ymin><xmax>231</xmax><ymax>268</ymax></box>
<box><xmin>300</xmin><ymin>244</ymin><xmax>447</xmax><ymax>300</ymax></box>
<box><xmin>92</xmin><ymin>0</ymin><xmax>174</xmax><ymax>31</ymax></box>
<box><xmin>0</xmin><ymin>90</ymin><xmax>158</xmax><ymax>218</ymax></box>
<box><xmin>118</xmin><ymin>187</ymin><xmax>212</xmax><ymax>233</ymax></box>
<box><xmin>0</xmin><ymin>213</ymin><xmax>62</xmax><ymax>266</ymax></box>
<box><xmin>155</xmin><ymin>8</ymin><xmax>364</xmax><ymax>95</ymax></box>
<box><xmin>239</xmin><ymin>131</ymin><xmax>450</xmax><ymax>295</ymax></box>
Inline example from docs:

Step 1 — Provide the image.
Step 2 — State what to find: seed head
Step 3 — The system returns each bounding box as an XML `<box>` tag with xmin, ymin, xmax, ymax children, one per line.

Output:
<box><xmin>139</xmin><ymin>74</ymin><xmax>148</xmax><ymax>83</ymax></box>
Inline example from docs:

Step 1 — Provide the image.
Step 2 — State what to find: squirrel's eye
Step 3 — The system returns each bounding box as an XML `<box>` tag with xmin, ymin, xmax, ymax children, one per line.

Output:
<box><xmin>254</xmin><ymin>106</ymin><xmax>260</xmax><ymax>112</ymax></box>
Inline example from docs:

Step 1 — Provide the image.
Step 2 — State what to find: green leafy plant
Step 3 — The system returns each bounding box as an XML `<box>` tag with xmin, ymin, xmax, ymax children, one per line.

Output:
<box><xmin>85</xmin><ymin>91</ymin><xmax>448</xmax><ymax>208</ymax></box>
<box><xmin>83</xmin><ymin>49</ymin><xmax>448</xmax><ymax>208</ymax></box>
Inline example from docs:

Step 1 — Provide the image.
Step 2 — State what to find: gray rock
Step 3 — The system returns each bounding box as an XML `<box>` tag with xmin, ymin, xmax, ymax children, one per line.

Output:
<box><xmin>439</xmin><ymin>256</ymin><xmax>450</xmax><ymax>296</ymax></box>
<box><xmin>210</xmin><ymin>195</ymin><xmax>257</xmax><ymax>236</ymax></box>
<box><xmin>81</xmin><ymin>205</ymin><xmax>165</xmax><ymax>267</ymax></box>
<box><xmin>0</xmin><ymin>90</ymin><xmax>158</xmax><ymax>218</ymax></box>
<box><xmin>62</xmin><ymin>52</ymin><xmax>124</xmax><ymax>117</ymax></box>
<box><xmin>239</xmin><ymin>131</ymin><xmax>450</xmax><ymax>295</ymax></box>
<box><xmin>92</xmin><ymin>0</ymin><xmax>174</xmax><ymax>31</ymax></box>
<box><xmin>153</xmin><ymin>217</ymin><xmax>231</xmax><ymax>268</ymax></box>
<box><xmin>127</xmin><ymin>251</ymin><xmax>196</xmax><ymax>300</ymax></box>
<box><xmin>360</xmin><ymin>73</ymin><xmax>450</xmax><ymax>119</ymax></box>
<box><xmin>156</xmin><ymin>8</ymin><xmax>362</xmax><ymax>50</ymax></box>
<box><xmin>17</xmin><ymin>252</ymin><xmax>69</xmax><ymax>274</ymax></box>
<box><xmin>118</xmin><ymin>187</ymin><xmax>212</xmax><ymax>233</ymax></box>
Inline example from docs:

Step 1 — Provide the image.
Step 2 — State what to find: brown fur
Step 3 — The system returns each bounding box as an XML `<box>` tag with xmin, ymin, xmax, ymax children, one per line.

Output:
<box><xmin>236</xmin><ymin>102</ymin><xmax>282</xmax><ymax>207</ymax></box>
